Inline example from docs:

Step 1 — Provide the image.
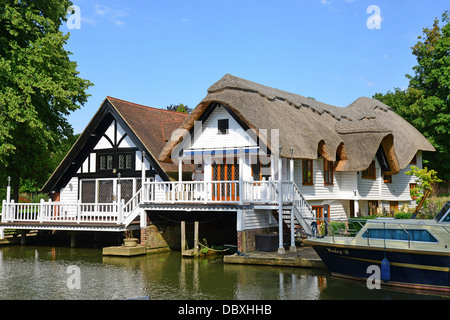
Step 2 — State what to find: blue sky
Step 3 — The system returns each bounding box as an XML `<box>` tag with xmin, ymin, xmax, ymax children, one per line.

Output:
<box><xmin>62</xmin><ymin>0</ymin><xmax>449</xmax><ymax>134</ymax></box>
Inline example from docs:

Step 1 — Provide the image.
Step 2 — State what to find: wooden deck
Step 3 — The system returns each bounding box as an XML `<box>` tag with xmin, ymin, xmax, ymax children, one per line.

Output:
<box><xmin>1</xmin><ymin>180</ymin><xmax>315</xmax><ymax>234</ymax></box>
<box><xmin>0</xmin><ymin>221</ymin><xmax>128</xmax><ymax>232</ymax></box>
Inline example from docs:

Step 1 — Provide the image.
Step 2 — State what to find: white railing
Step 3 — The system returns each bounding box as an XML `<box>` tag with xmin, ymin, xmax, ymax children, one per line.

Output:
<box><xmin>291</xmin><ymin>182</ymin><xmax>315</xmax><ymax>219</ymax></box>
<box><xmin>140</xmin><ymin>180</ymin><xmax>314</xmax><ymax>205</ymax></box>
<box><xmin>1</xmin><ymin>180</ymin><xmax>315</xmax><ymax>227</ymax></box>
<box><xmin>243</xmin><ymin>180</ymin><xmax>278</xmax><ymax>203</ymax></box>
<box><xmin>2</xmin><ymin>200</ymin><xmax>121</xmax><ymax>224</ymax></box>
<box><xmin>143</xmin><ymin>181</ymin><xmax>242</xmax><ymax>204</ymax></box>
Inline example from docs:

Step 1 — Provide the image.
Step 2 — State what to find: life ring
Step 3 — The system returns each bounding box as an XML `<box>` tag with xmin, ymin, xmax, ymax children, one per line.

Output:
<box><xmin>192</xmin><ymin>169</ymin><xmax>204</xmax><ymax>181</ymax></box>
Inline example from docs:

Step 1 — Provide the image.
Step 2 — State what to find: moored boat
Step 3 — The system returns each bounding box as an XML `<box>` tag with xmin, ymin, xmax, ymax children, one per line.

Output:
<box><xmin>304</xmin><ymin>202</ymin><xmax>450</xmax><ymax>292</ymax></box>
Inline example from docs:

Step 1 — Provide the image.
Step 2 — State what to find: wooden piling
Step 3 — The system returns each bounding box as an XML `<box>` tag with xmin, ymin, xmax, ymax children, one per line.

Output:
<box><xmin>194</xmin><ymin>221</ymin><xmax>199</xmax><ymax>255</ymax></box>
<box><xmin>181</xmin><ymin>221</ymin><xmax>186</xmax><ymax>255</ymax></box>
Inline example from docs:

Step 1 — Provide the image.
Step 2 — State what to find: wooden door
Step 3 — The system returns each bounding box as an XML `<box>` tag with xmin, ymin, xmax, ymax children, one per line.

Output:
<box><xmin>212</xmin><ymin>158</ymin><xmax>239</xmax><ymax>201</ymax></box>
<box><xmin>349</xmin><ymin>200</ymin><xmax>355</xmax><ymax>218</ymax></box>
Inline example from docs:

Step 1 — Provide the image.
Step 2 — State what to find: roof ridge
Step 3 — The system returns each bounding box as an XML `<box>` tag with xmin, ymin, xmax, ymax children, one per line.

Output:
<box><xmin>106</xmin><ymin>96</ymin><xmax>187</xmax><ymax>115</ymax></box>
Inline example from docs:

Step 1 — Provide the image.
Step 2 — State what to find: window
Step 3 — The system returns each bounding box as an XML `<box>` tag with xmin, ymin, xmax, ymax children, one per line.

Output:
<box><xmin>98</xmin><ymin>152</ymin><xmax>134</xmax><ymax>171</ymax></box>
<box><xmin>218</xmin><ymin>119</ymin><xmax>229</xmax><ymax>135</ymax></box>
<box><xmin>410</xmin><ymin>183</ymin><xmax>418</xmax><ymax>200</ymax></box>
<box><xmin>251</xmin><ymin>157</ymin><xmax>271</xmax><ymax>181</ymax></box>
<box><xmin>368</xmin><ymin>200</ymin><xmax>379</xmax><ymax>215</ymax></box>
<box><xmin>323</xmin><ymin>160</ymin><xmax>334</xmax><ymax>185</ymax></box>
<box><xmin>362</xmin><ymin>228</ymin><xmax>438</xmax><ymax>243</ymax></box>
<box><xmin>302</xmin><ymin>159</ymin><xmax>313</xmax><ymax>185</ymax></box>
<box><xmin>99</xmin><ymin>154</ymin><xmax>113</xmax><ymax>170</ymax></box>
<box><xmin>118</xmin><ymin>153</ymin><xmax>133</xmax><ymax>170</ymax></box>
<box><xmin>362</xmin><ymin>161</ymin><xmax>376</xmax><ymax>179</ymax></box>
<box><xmin>384</xmin><ymin>175</ymin><xmax>392</xmax><ymax>183</ymax></box>
<box><xmin>389</xmin><ymin>201</ymin><xmax>398</xmax><ymax>213</ymax></box>
<box><xmin>98</xmin><ymin>180</ymin><xmax>114</xmax><ymax>203</ymax></box>
<box><xmin>81</xmin><ymin>180</ymin><xmax>96</xmax><ymax>203</ymax></box>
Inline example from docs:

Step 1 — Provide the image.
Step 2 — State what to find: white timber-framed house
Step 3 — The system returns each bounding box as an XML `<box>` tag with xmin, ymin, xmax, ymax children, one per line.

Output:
<box><xmin>157</xmin><ymin>74</ymin><xmax>435</xmax><ymax>252</ymax></box>
<box><xmin>1</xmin><ymin>75</ymin><xmax>435</xmax><ymax>253</ymax></box>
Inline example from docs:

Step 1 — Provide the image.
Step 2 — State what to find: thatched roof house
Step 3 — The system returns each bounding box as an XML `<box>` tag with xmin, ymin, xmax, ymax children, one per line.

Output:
<box><xmin>159</xmin><ymin>74</ymin><xmax>434</xmax><ymax>174</ymax></box>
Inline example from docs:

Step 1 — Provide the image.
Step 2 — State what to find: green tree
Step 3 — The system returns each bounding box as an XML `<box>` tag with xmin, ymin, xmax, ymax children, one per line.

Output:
<box><xmin>165</xmin><ymin>103</ymin><xmax>192</xmax><ymax>114</ymax></box>
<box><xmin>0</xmin><ymin>0</ymin><xmax>92</xmax><ymax>200</ymax></box>
<box><xmin>373</xmin><ymin>12</ymin><xmax>450</xmax><ymax>180</ymax></box>
<box><xmin>406</xmin><ymin>166</ymin><xmax>442</xmax><ymax>206</ymax></box>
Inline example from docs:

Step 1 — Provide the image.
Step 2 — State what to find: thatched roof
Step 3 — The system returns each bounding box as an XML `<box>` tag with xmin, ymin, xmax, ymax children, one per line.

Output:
<box><xmin>159</xmin><ymin>74</ymin><xmax>434</xmax><ymax>172</ymax></box>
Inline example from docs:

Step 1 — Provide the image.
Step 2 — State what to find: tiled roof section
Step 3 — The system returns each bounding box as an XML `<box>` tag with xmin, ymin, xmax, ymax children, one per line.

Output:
<box><xmin>107</xmin><ymin>97</ymin><xmax>189</xmax><ymax>172</ymax></box>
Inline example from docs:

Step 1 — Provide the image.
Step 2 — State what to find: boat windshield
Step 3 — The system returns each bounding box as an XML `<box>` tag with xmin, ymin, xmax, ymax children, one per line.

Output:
<box><xmin>362</xmin><ymin>228</ymin><xmax>438</xmax><ymax>243</ymax></box>
<box><xmin>434</xmin><ymin>202</ymin><xmax>450</xmax><ymax>223</ymax></box>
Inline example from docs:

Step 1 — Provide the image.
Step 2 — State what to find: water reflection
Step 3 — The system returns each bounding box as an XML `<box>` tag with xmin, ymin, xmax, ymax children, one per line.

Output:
<box><xmin>0</xmin><ymin>245</ymin><xmax>449</xmax><ymax>300</ymax></box>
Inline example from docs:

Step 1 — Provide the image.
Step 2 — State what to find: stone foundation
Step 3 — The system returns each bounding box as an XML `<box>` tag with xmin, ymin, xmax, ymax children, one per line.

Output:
<box><xmin>237</xmin><ymin>227</ymin><xmax>277</xmax><ymax>253</ymax></box>
<box><xmin>140</xmin><ymin>225</ymin><xmax>171</xmax><ymax>253</ymax></box>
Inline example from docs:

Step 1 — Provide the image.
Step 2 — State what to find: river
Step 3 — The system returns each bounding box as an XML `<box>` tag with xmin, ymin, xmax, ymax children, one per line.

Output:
<box><xmin>0</xmin><ymin>245</ymin><xmax>449</xmax><ymax>300</ymax></box>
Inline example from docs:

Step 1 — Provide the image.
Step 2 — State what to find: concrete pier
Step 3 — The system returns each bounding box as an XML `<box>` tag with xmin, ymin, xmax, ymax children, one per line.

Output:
<box><xmin>102</xmin><ymin>246</ymin><xmax>146</xmax><ymax>257</ymax></box>
<box><xmin>223</xmin><ymin>245</ymin><xmax>325</xmax><ymax>269</ymax></box>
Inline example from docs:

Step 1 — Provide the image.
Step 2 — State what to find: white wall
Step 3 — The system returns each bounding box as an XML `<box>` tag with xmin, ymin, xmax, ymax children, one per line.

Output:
<box><xmin>240</xmin><ymin>209</ymin><xmax>278</xmax><ymax>230</ymax></box>
<box><xmin>190</xmin><ymin>105</ymin><xmax>258</xmax><ymax>151</ymax></box>
<box><xmin>295</xmin><ymin>158</ymin><xmax>356</xmax><ymax>200</ymax></box>
<box><xmin>60</xmin><ymin>177</ymin><xmax>78</xmax><ymax>203</ymax></box>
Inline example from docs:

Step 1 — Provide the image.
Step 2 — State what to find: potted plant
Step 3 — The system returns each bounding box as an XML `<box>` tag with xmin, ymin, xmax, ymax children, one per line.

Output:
<box><xmin>123</xmin><ymin>230</ymin><xmax>139</xmax><ymax>247</ymax></box>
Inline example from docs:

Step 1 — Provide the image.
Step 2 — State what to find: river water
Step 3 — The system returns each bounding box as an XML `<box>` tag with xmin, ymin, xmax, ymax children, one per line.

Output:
<box><xmin>0</xmin><ymin>245</ymin><xmax>449</xmax><ymax>300</ymax></box>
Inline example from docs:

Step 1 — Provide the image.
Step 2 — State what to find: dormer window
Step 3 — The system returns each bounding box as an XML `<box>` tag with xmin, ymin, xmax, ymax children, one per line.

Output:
<box><xmin>218</xmin><ymin>119</ymin><xmax>229</xmax><ymax>135</ymax></box>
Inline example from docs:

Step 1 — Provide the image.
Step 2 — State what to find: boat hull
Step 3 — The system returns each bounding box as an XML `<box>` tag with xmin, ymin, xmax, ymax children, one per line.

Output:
<box><xmin>306</xmin><ymin>241</ymin><xmax>450</xmax><ymax>292</ymax></box>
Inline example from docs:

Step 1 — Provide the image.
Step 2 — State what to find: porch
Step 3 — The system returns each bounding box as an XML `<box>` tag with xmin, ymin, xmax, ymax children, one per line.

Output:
<box><xmin>1</xmin><ymin>179</ymin><xmax>315</xmax><ymax>247</ymax></box>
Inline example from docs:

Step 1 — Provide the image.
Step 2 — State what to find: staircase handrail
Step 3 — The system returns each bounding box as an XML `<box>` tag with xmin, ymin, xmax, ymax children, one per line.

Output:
<box><xmin>122</xmin><ymin>187</ymin><xmax>143</xmax><ymax>218</ymax></box>
<box><xmin>291</xmin><ymin>181</ymin><xmax>314</xmax><ymax>218</ymax></box>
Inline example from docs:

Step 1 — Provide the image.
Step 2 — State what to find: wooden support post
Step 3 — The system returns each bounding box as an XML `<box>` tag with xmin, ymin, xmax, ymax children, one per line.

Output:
<box><xmin>178</xmin><ymin>158</ymin><xmax>183</xmax><ymax>183</ymax></box>
<box><xmin>20</xmin><ymin>230</ymin><xmax>27</xmax><ymax>245</ymax></box>
<box><xmin>6</xmin><ymin>176</ymin><xmax>11</xmax><ymax>222</ymax></box>
<box><xmin>141</xmin><ymin>151</ymin><xmax>147</xmax><ymax>202</ymax></box>
<box><xmin>289</xmin><ymin>148</ymin><xmax>296</xmax><ymax>253</ymax></box>
<box><xmin>70</xmin><ymin>232</ymin><xmax>77</xmax><ymax>248</ymax></box>
<box><xmin>181</xmin><ymin>221</ymin><xmax>186</xmax><ymax>255</ymax></box>
<box><xmin>278</xmin><ymin>146</ymin><xmax>285</xmax><ymax>255</ymax></box>
<box><xmin>140</xmin><ymin>209</ymin><xmax>147</xmax><ymax>228</ymax></box>
<box><xmin>194</xmin><ymin>221</ymin><xmax>199</xmax><ymax>256</ymax></box>
<box><xmin>239</xmin><ymin>148</ymin><xmax>243</xmax><ymax>205</ymax></box>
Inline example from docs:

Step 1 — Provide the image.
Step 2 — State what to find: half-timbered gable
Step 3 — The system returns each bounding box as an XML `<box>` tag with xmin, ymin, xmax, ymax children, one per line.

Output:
<box><xmin>42</xmin><ymin>97</ymin><xmax>189</xmax><ymax>205</ymax></box>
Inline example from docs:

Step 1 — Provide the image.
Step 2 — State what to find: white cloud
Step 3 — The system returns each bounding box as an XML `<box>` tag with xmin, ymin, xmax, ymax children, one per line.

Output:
<box><xmin>91</xmin><ymin>4</ymin><xmax>129</xmax><ymax>26</ymax></box>
<box><xmin>81</xmin><ymin>16</ymin><xmax>96</xmax><ymax>26</ymax></box>
<box><xmin>180</xmin><ymin>18</ymin><xmax>190</xmax><ymax>23</ymax></box>
<box><xmin>320</xmin><ymin>0</ymin><xmax>332</xmax><ymax>5</ymax></box>
<box><xmin>94</xmin><ymin>5</ymin><xmax>106</xmax><ymax>15</ymax></box>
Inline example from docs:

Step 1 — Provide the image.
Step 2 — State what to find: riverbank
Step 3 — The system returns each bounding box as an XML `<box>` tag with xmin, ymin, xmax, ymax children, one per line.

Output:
<box><xmin>223</xmin><ymin>245</ymin><xmax>325</xmax><ymax>269</ymax></box>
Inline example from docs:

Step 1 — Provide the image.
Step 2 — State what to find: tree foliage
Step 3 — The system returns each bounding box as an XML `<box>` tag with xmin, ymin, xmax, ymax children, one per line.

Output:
<box><xmin>165</xmin><ymin>103</ymin><xmax>192</xmax><ymax>114</ymax></box>
<box><xmin>373</xmin><ymin>12</ymin><xmax>450</xmax><ymax>180</ymax></box>
<box><xmin>406</xmin><ymin>166</ymin><xmax>442</xmax><ymax>206</ymax></box>
<box><xmin>0</xmin><ymin>0</ymin><xmax>93</xmax><ymax>199</ymax></box>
